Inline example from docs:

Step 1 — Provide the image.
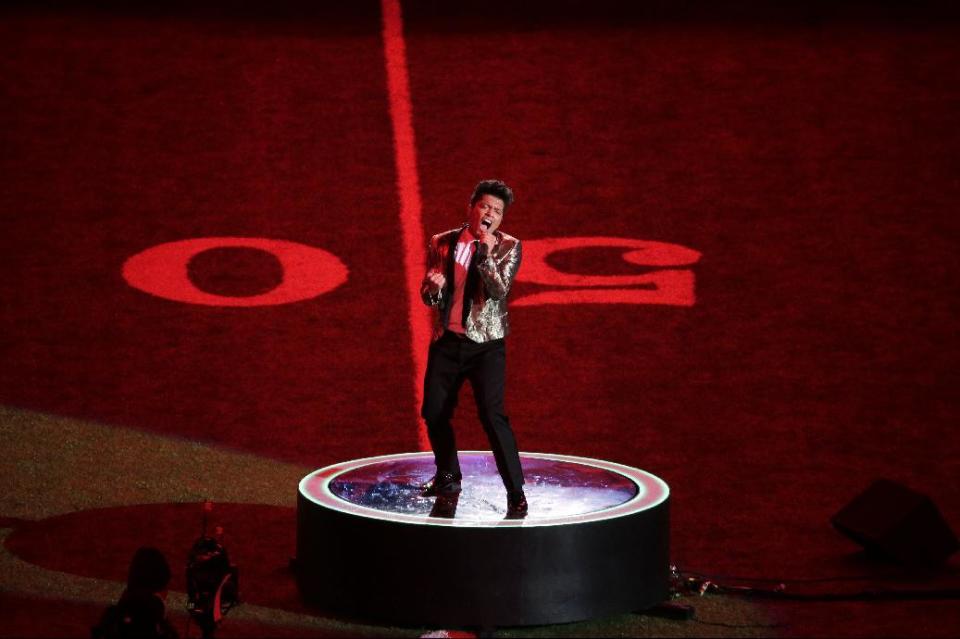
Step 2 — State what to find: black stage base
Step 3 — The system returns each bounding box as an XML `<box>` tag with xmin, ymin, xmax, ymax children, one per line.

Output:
<box><xmin>296</xmin><ymin>452</ymin><xmax>670</xmax><ymax>627</ymax></box>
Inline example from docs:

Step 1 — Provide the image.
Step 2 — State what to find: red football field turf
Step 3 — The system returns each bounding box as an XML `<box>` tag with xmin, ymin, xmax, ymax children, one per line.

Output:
<box><xmin>2</xmin><ymin>1</ymin><xmax>959</xmax><ymax>636</ymax></box>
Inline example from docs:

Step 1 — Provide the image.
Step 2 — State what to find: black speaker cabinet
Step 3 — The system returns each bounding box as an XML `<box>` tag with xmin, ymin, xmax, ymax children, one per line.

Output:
<box><xmin>832</xmin><ymin>479</ymin><xmax>959</xmax><ymax>569</ymax></box>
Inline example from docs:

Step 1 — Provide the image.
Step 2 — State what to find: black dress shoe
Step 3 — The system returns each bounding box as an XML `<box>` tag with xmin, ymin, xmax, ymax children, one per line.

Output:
<box><xmin>506</xmin><ymin>490</ymin><xmax>528</xmax><ymax>519</ymax></box>
<box><xmin>421</xmin><ymin>470</ymin><xmax>462</xmax><ymax>497</ymax></box>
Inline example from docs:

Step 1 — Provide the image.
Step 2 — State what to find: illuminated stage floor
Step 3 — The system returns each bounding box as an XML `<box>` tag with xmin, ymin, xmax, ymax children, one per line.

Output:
<box><xmin>312</xmin><ymin>452</ymin><xmax>653</xmax><ymax>523</ymax></box>
<box><xmin>297</xmin><ymin>452</ymin><xmax>670</xmax><ymax>626</ymax></box>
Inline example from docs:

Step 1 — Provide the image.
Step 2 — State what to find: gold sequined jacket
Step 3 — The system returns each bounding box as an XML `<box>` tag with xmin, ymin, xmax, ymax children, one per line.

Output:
<box><xmin>420</xmin><ymin>225</ymin><xmax>522</xmax><ymax>343</ymax></box>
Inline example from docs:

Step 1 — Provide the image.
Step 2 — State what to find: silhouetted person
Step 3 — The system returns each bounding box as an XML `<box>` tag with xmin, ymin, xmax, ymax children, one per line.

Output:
<box><xmin>92</xmin><ymin>546</ymin><xmax>178</xmax><ymax>639</ymax></box>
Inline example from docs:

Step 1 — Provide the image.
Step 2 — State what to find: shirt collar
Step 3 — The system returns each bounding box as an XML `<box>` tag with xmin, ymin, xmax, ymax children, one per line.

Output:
<box><xmin>459</xmin><ymin>226</ymin><xmax>477</xmax><ymax>243</ymax></box>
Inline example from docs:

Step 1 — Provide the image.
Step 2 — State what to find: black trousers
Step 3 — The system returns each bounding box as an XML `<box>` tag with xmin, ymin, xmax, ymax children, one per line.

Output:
<box><xmin>420</xmin><ymin>330</ymin><xmax>524</xmax><ymax>492</ymax></box>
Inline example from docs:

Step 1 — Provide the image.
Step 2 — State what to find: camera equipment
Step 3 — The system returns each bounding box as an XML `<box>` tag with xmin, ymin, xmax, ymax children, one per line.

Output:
<box><xmin>185</xmin><ymin>502</ymin><xmax>239</xmax><ymax>639</ymax></box>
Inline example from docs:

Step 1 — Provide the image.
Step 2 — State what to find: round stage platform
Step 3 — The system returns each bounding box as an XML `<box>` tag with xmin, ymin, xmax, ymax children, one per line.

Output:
<box><xmin>296</xmin><ymin>451</ymin><xmax>669</xmax><ymax>627</ymax></box>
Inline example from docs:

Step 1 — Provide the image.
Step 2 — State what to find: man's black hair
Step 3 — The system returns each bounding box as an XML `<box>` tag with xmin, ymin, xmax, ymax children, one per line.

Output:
<box><xmin>127</xmin><ymin>546</ymin><xmax>172</xmax><ymax>594</ymax></box>
<box><xmin>470</xmin><ymin>179</ymin><xmax>514</xmax><ymax>210</ymax></box>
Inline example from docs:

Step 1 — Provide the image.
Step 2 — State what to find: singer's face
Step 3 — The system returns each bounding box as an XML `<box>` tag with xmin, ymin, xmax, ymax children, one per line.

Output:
<box><xmin>467</xmin><ymin>194</ymin><xmax>505</xmax><ymax>236</ymax></box>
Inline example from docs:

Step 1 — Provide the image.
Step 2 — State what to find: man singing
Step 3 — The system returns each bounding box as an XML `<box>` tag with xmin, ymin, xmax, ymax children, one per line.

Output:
<box><xmin>419</xmin><ymin>179</ymin><xmax>527</xmax><ymax>519</ymax></box>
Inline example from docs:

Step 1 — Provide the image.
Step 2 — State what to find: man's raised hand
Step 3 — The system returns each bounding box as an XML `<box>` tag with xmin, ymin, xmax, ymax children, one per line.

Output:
<box><xmin>477</xmin><ymin>230</ymin><xmax>496</xmax><ymax>257</ymax></box>
<box><xmin>424</xmin><ymin>271</ymin><xmax>446</xmax><ymax>294</ymax></box>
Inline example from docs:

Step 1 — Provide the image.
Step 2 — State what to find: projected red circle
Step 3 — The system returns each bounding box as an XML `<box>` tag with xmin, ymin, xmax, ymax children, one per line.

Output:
<box><xmin>122</xmin><ymin>237</ymin><xmax>348</xmax><ymax>306</ymax></box>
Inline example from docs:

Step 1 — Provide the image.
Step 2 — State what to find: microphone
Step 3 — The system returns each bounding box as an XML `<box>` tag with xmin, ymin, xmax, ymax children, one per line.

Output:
<box><xmin>476</xmin><ymin>239</ymin><xmax>488</xmax><ymax>260</ymax></box>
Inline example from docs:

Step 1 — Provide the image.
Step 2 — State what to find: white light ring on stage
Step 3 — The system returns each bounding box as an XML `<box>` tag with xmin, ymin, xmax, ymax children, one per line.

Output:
<box><xmin>298</xmin><ymin>451</ymin><xmax>669</xmax><ymax>528</ymax></box>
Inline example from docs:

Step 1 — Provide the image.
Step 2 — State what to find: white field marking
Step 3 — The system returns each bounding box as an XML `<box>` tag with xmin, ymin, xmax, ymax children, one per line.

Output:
<box><xmin>381</xmin><ymin>0</ymin><xmax>432</xmax><ymax>451</ymax></box>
